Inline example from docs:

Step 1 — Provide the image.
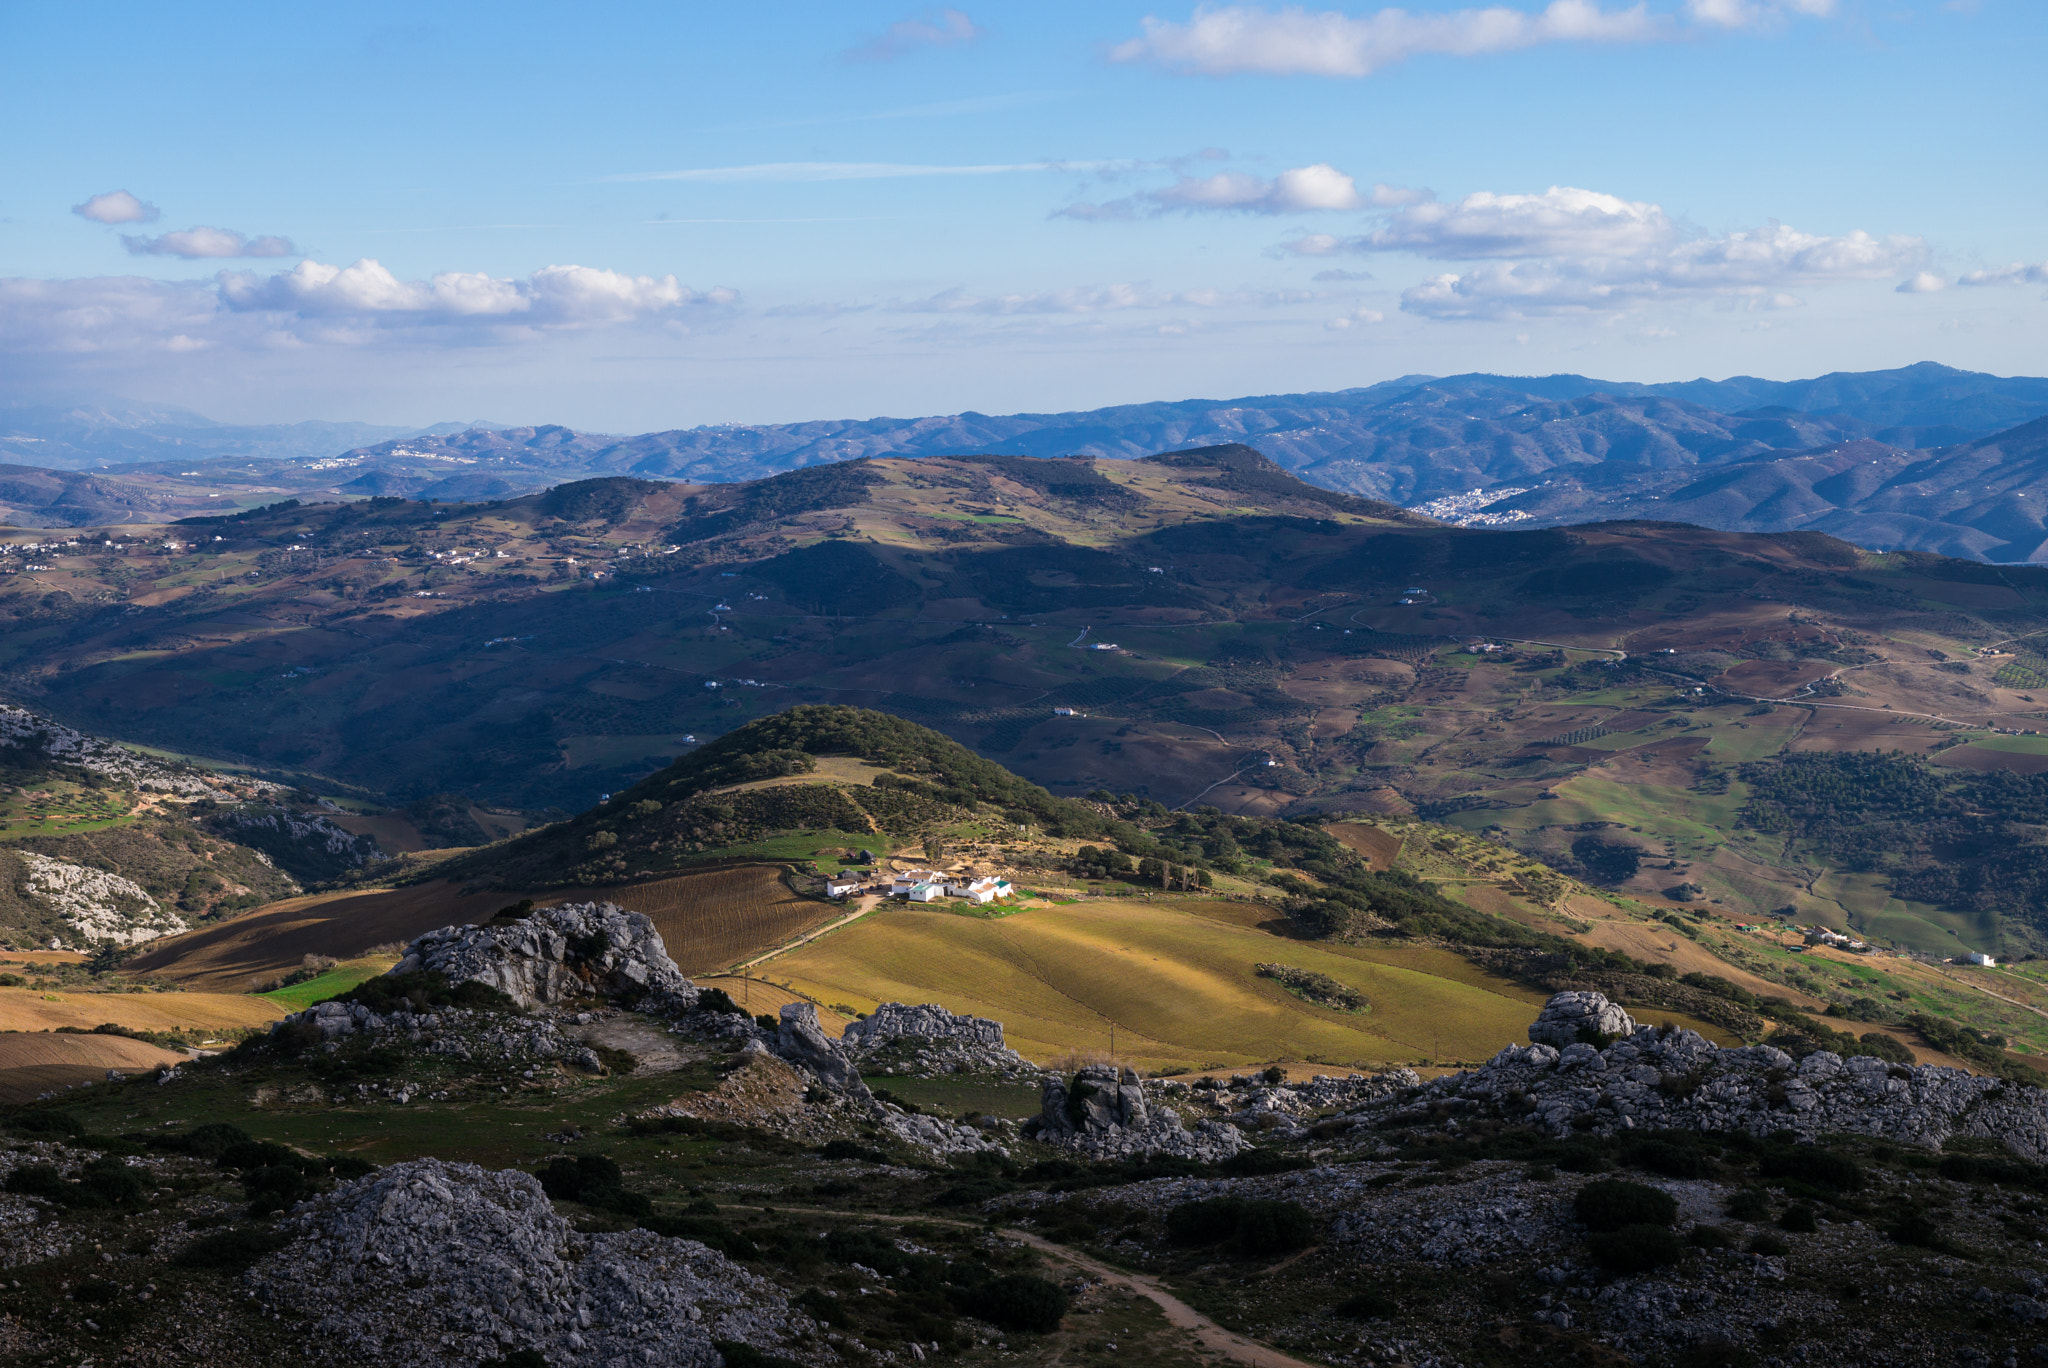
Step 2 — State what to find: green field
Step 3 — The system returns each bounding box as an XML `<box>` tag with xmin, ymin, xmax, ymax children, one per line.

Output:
<box><xmin>256</xmin><ymin>960</ymin><xmax>392</xmax><ymax>1011</ymax></box>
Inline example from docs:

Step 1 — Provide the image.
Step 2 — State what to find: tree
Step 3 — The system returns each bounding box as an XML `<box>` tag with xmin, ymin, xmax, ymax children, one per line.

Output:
<box><xmin>924</xmin><ymin>835</ymin><xmax>947</xmax><ymax>863</ymax></box>
<box><xmin>86</xmin><ymin>942</ymin><xmax>135</xmax><ymax>975</ymax></box>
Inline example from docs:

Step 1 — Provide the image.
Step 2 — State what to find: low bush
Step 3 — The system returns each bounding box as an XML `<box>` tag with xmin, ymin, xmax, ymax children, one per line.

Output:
<box><xmin>642</xmin><ymin>1213</ymin><xmax>760</xmax><ymax>1260</ymax></box>
<box><xmin>1163</xmin><ymin>1196</ymin><xmax>1313</xmax><ymax>1255</ymax></box>
<box><xmin>1757</xmin><ymin>1147</ymin><xmax>1862</xmax><ymax>1192</ymax></box>
<box><xmin>1333</xmin><ymin>1290</ymin><xmax>1397</xmax><ymax>1320</ymax></box>
<box><xmin>1689</xmin><ymin>1224</ymin><xmax>1732</xmax><ymax>1249</ymax></box>
<box><xmin>1220</xmin><ymin>1149</ymin><xmax>1313</xmax><ymax>1178</ymax></box>
<box><xmin>1778</xmin><ymin>1204</ymin><xmax>1818</xmax><ymax>1233</ymax></box>
<box><xmin>961</xmin><ymin>1273</ymin><xmax>1069</xmax><ymax>1334</ymax></box>
<box><xmin>1621</xmin><ymin>1136</ymin><xmax>1713</xmax><ymax>1180</ymax></box>
<box><xmin>1574</xmin><ymin>1179</ymin><xmax>1677</xmax><ymax>1233</ymax></box>
<box><xmin>1588</xmin><ymin>1224</ymin><xmax>1685</xmax><ymax>1273</ymax></box>
<box><xmin>3</xmin><ymin>1156</ymin><xmax>148</xmax><ymax>1210</ymax></box>
<box><xmin>536</xmin><ymin>1154</ymin><xmax>654</xmax><ymax>1219</ymax></box>
<box><xmin>173</xmin><ymin>1225</ymin><xmax>294</xmax><ymax>1271</ymax></box>
<box><xmin>1724</xmin><ymin>1188</ymin><xmax>1772</xmax><ymax>1222</ymax></box>
<box><xmin>1748</xmin><ymin>1232</ymin><xmax>1789</xmax><ymax>1257</ymax></box>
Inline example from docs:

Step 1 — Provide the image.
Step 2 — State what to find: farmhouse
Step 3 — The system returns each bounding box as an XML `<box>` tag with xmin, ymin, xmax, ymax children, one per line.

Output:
<box><xmin>824</xmin><ymin>875</ymin><xmax>864</xmax><ymax>899</ymax></box>
<box><xmin>946</xmin><ymin>874</ymin><xmax>1014</xmax><ymax>905</ymax></box>
<box><xmin>889</xmin><ymin>869</ymin><xmax>944</xmax><ymax>897</ymax></box>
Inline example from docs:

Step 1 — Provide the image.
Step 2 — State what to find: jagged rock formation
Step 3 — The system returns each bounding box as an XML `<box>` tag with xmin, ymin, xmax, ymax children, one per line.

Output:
<box><xmin>210</xmin><ymin>807</ymin><xmax>382</xmax><ymax>868</ymax></box>
<box><xmin>1527</xmin><ymin>990</ymin><xmax>1637</xmax><ymax>1048</ymax></box>
<box><xmin>1174</xmin><ymin>1070</ymin><xmax>1420</xmax><ymax>1135</ymax></box>
<box><xmin>840</xmin><ymin>1001</ymin><xmax>1039</xmax><ymax>1080</ymax></box>
<box><xmin>286</xmin><ymin>1000</ymin><xmax>568</xmax><ymax>1085</ymax></box>
<box><xmin>244</xmin><ymin>1159</ymin><xmax>819</xmax><ymax>1367</ymax></box>
<box><xmin>394</xmin><ymin>903</ymin><xmax>696</xmax><ymax>1011</ymax></box>
<box><xmin>773</xmin><ymin>1002</ymin><xmax>870</xmax><ymax>1097</ymax></box>
<box><xmin>1028</xmin><ymin>1064</ymin><xmax>1247</xmax><ymax>1161</ymax></box>
<box><xmin>18</xmin><ymin>851</ymin><xmax>188</xmax><ymax>946</ymax></box>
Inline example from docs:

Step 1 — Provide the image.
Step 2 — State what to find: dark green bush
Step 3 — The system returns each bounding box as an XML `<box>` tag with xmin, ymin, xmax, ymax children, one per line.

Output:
<box><xmin>1689</xmin><ymin>1224</ymin><xmax>1732</xmax><ymax>1249</ymax></box>
<box><xmin>1724</xmin><ymin>1187</ymin><xmax>1772</xmax><ymax>1221</ymax></box>
<box><xmin>1588</xmin><ymin>1224</ymin><xmax>1685</xmax><ymax>1273</ymax></box>
<box><xmin>1748</xmin><ymin>1232</ymin><xmax>1789</xmax><ymax>1256</ymax></box>
<box><xmin>536</xmin><ymin>1154</ymin><xmax>653</xmax><ymax>1219</ymax></box>
<box><xmin>1574</xmin><ymin>1179</ymin><xmax>1677</xmax><ymax>1232</ymax></box>
<box><xmin>163</xmin><ymin>1122</ymin><xmax>253</xmax><ymax>1160</ymax></box>
<box><xmin>696</xmin><ymin>988</ymin><xmax>743</xmax><ymax>1015</ymax></box>
<box><xmin>1886</xmin><ymin>1211</ymin><xmax>1946</xmax><ymax>1250</ymax></box>
<box><xmin>4</xmin><ymin>1157</ymin><xmax>147</xmax><ymax>1210</ymax></box>
<box><xmin>1333</xmin><ymin>1290</ymin><xmax>1397</xmax><ymax>1320</ymax></box>
<box><xmin>1621</xmin><ymin>1136</ymin><xmax>1712</xmax><ymax>1180</ymax></box>
<box><xmin>173</xmin><ymin>1225</ymin><xmax>293</xmax><ymax>1271</ymax></box>
<box><xmin>6</xmin><ymin>1111</ymin><xmax>83</xmax><ymax>1138</ymax></box>
<box><xmin>482</xmin><ymin>1350</ymin><xmax>551</xmax><ymax>1368</ymax></box>
<box><xmin>1758</xmin><ymin>1147</ymin><xmax>1862</xmax><ymax>1192</ymax></box>
<box><xmin>1163</xmin><ymin>1196</ymin><xmax>1312</xmax><ymax>1255</ymax></box>
<box><xmin>642</xmin><ymin>1214</ymin><xmax>760</xmax><ymax>1260</ymax></box>
<box><xmin>820</xmin><ymin>1139</ymin><xmax>887</xmax><ymax>1163</ymax></box>
<box><xmin>963</xmin><ymin>1273</ymin><xmax>1069</xmax><ymax>1333</ymax></box>
<box><xmin>1778</xmin><ymin>1204</ymin><xmax>1818</xmax><ymax>1233</ymax></box>
<box><xmin>1856</xmin><ymin>1032</ymin><xmax>1914</xmax><ymax>1065</ymax></box>
<box><xmin>1221</xmin><ymin>1148</ymin><xmax>1312</xmax><ymax>1178</ymax></box>
<box><xmin>218</xmin><ymin>1139</ymin><xmax>303</xmax><ymax>1172</ymax></box>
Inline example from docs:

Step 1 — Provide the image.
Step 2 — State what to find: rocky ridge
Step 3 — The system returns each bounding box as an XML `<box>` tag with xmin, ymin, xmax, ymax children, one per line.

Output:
<box><xmin>17</xmin><ymin>850</ymin><xmax>188</xmax><ymax>946</ymax></box>
<box><xmin>1028</xmin><ymin>1064</ymin><xmax>1248</xmax><ymax>1162</ymax></box>
<box><xmin>841</xmin><ymin>1002</ymin><xmax>1043</xmax><ymax>1082</ymax></box>
<box><xmin>246</xmin><ymin>1159</ymin><xmax>820</xmax><ymax>1367</ymax></box>
<box><xmin>0</xmin><ymin>702</ymin><xmax>230</xmax><ymax>797</ymax></box>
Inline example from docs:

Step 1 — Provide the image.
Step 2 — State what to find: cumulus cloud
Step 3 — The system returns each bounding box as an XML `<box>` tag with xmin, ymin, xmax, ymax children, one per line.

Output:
<box><xmin>72</xmin><ymin>190</ymin><xmax>159</xmax><ymax>225</ymax></box>
<box><xmin>1059</xmin><ymin>163</ymin><xmax>1367</xmax><ymax>219</ymax></box>
<box><xmin>893</xmin><ymin>283</ymin><xmax>1319</xmax><ymax>314</ymax></box>
<box><xmin>1958</xmin><ymin>261</ymin><xmax>2048</xmax><ymax>287</ymax></box>
<box><xmin>1397</xmin><ymin>221</ymin><xmax>1926</xmax><ymax>319</ymax></box>
<box><xmin>1895</xmin><ymin>271</ymin><xmax>1948</xmax><ymax>294</ymax></box>
<box><xmin>218</xmin><ymin>259</ymin><xmax>733</xmax><ymax>326</ymax></box>
<box><xmin>122</xmin><ymin>226</ymin><xmax>297</xmax><ymax>259</ymax></box>
<box><xmin>1111</xmin><ymin>2</ymin><xmax>1666</xmax><ymax>77</ymax></box>
<box><xmin>1351</xmin><ymin>185</ymin><xmax>1674</xmax><ymax>258</ymax></box>
<box><xmin>1684</xmin><ymin>0</ymin><xmax>1832</xmax><ymax>29</ymax></box>
<box><xmin>1326</xmin><ymin>304</ymin><xmax>1385</xmax><ymax>329</ymax></box>
<box><xmin>847</xmin><ymin>8</ymin><xmax>981</xmax><ymax>60</ymax></box>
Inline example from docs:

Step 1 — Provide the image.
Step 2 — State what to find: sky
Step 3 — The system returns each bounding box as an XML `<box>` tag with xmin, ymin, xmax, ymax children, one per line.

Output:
<box><xmin>2</xmin><ymin>0</ymin><xmax>2044</xmax><ymax>432</ymax></box>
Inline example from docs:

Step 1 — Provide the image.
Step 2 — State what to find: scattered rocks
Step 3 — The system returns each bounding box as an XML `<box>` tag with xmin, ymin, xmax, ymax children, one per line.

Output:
<box><xmin>1348</xmin><ymin>991</ymin><xmax>2048</xmax><ymax>1159</ymax></box>
<box><xmin>394</xmin><ymin>902</ymin><xmax>697</xmax><ymax>1011</ymax></box>
<box><xmin>1528</xmin><ymin>990</ymin><xmax>1637</xmax><ymax>1048</ymax></box>
<box><xmin>246</xmin><ymin>1159</ymin><xmax>820</xmax><ymax>1367</ymax></box>
<box><xmin>17</xmin><ymin>851</ymin><xmax>188</xmax><ymax>947</ymax></box>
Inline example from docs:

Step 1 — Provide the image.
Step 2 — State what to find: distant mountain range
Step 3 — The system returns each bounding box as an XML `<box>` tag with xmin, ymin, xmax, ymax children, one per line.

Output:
<box><xmin>7</xmin><ymin>363</ymin><xmax>2048</xmax><ymax>558</ymax></box>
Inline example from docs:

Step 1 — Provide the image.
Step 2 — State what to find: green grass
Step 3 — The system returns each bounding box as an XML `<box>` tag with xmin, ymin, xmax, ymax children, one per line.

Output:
<box><xmin>694</xmin><ymin>829</ymin><xmax>880</xmax><ymax>865</ymax></box>
<box><xmin>256</xmin><ymin>962</ymin><xmax>390</xmax><ymax>1012</ymax></box>
<box><xmin>1957</xmin><ymin>733</ymin><xmax>2048</xmax><ymax>755</ymax></box>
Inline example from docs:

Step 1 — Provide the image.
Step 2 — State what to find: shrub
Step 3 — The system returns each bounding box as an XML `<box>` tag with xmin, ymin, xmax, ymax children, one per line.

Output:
<box><xmin>4</xmin><ymin>1157</ymin><xmax>147</xmax><ymax>1210</ymax></box>
<box><xmin>819</xmin><ymin>1139</ymin><xmax>887</xmax><ymax>1163</ymax></box>
<box><xmin>1588</xmin><ymin>1224</ymin><xmax>1685</xmax><ymax>1273</ymax></box>
<box><xmin>1778</xmin><ymin>1204</ymin><xmax>1818</xmax><ymax>1233</ymax></box>
<box><xmin>642</xmin><ymin>1214</ymin><xmax>760</xmax><ymax>1260</ymax></box>
<box><xmin>6</xmin><ymin>1111</ymin><xmax>83</xmax><ymax>1138</ymax></box>
<box><xmin>1856</xmin><ymin>1032</ymin><xmax>1915</xmax><ymax>1065</ymax></box>
<box><xmin>536</xmin><ymin>1155</ymin><xmax>653</xmax><ymax>1219</ymax></box>
<box><xmin>696</xmin><ymin>988</ymin><xmax>743</xmax><ymax>1016</ymax></box>
<box><xmin>165</xmin><ymin>1122</ymin><xmax>253</xmax><ymax>1160</ymax></box>
<box><xmin>1622</xmin><ymin>1136</ymin><xmax>1712</xmax><ymax>1180</ymax></box>
<box><xmin>1574</xmin><ymin>1179</ymin><xmax>1678</xmax><ymax>1232</ymax></box>
<box><xmin>713</xmin><ymin>1342</ymin><xmax>807</xmax><ymax>1368</ymax></box>
<box><xmin>1724</xmin><ymin>1187</ymin><xmax>1772</xmax><ymax>1222</ymax></box>
<box><xmin>1220</xmin><ymin>1149</ymin><xmax>1312</xmax><ymax>1178</ymax></box>
<box><xmin>1164</xmin><ymin>1196</ymin><xmax>1312</xmax><ymax>1255</ymax></box>
<box><xmin>963</xmin><ymin>1273</ymin><xmax>1069</xmax><ymax>1333</ymax></box>
<box><xmin>1689</xmin><ymin>1224</ymin><xmax>1732</xmax><ymax>1249</ymax></box>
<box><xmin>1748</xmin><ymin>1232</ymin><xmax>1789</xmax><ymax>1257</ymax></box>
<box><xmin>1758</xmin><ymin>1147</ymin><xmax>1862</xmax><ymax>1192</ymax></box>
<box><xmin>1886</xmin><ymin>1211</ymin><xmax>1946</xmax><ymax>1250</ymax></box>
<box><xmin>173</xmin><ymin>1225</ymin><xmax>293</xmax><ymax>1271</ymax></box>
<box><xmin>1333</xmin><ymin>1290</ymin><xmax>1398</xmax><ymax>1320</ymax></box>
<box><xmin>482</xmin><ymin>1351</ymin><xmax>551</xmax><ymax>1368</ymax></box>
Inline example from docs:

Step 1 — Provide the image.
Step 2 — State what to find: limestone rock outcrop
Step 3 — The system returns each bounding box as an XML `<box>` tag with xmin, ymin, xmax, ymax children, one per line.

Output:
<box><xmin>394</xmin><ymin>902</ymin><xmax>695</xmax><ymax>1011</ymax></box>
<box><xmin>1527</xmin><ymin>990</ymin><xmax>1636</xmax><ymax>1048</ymax></box>
<box><xmin>1028</xmin><ymin>1064</ymin><xmax>1247</xmax><ymax>1161</ymax></box>
<box><xmin>244</xmin><ymin>1159</ymin><xmax>818</xmax><ymax>1367</ymax></box>
<box><xmin>773</xmin><ymin>1001</ymin><xmax>870</xmax><ymax>1097</ymax></box>
<box><xmin>840</xmin><ymin>1002</ymin><xmax>1035</xmax><ymax>1078</ymax></box>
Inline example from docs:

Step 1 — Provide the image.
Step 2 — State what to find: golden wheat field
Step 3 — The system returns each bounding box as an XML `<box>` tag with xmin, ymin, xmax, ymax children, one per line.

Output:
<box><xmin>0</xmin><ymin>987</ymin><xmax>285</xmax><ymax>1035</ymax></box>
<box><xmin>762</xmin><ymin>897</ymin><xmax>1738</xmax><ymax>1073</ymax></box>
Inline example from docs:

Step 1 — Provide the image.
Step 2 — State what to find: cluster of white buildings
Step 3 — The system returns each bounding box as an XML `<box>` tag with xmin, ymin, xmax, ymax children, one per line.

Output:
<box><xmin>823</xmin><ymin>867</ymin><xmax>1016</xmax><ymax>905</ymax></box>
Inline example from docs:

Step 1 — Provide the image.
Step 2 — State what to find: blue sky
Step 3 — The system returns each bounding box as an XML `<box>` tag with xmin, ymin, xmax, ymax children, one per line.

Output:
<box><xmin>3</xmin><ymin>0</ymin><xmax>2043</xmax><ymax>431</ymax></box>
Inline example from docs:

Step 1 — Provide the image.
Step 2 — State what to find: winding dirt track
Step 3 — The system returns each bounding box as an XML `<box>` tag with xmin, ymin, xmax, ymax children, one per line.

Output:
<box><xmin>728</xmin><ymin>1205</ymin><xmax>1322</xmax><ymax>1368</ymax></box>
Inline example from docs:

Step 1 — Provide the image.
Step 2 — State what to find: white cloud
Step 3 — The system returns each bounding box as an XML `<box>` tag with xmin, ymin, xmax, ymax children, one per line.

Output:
<box><xmin>122</xmin><ymin>226</ymin><xmax>297</xmax><ymax>259</ymax></box>
<box><xmin>1325</xmin><ymin>304</ymin><xmax>1385</xmax><ymax>329</ymax></box>
<box><xmin>893</xmin><ymin>283</ymin><xmax>1319</xmax><ymax>314</ymax></box>
<box><xmin>218</xmin><ymin>259</ymin><xmax>733</xmax><ymax>326</ymax></box>
<box><xmin>1397</xmin><ymin>221</ymin><xmax>1926</xmax><ymax>319</ymax></box>
<box><xmin>72</xmin><ymin>190</ymin><xmax>159</xmax><ymax>225</ymax></box>
<box><xmin>1059</xmin><ymin>162</ymin><xmax>1365</xmax><ymax>219</ymax></box>
<box><xmin>1111</xmin><ymin>2</ymin><xmax>1666</xmax><ymax>78</ymax></box>
<box><xmin>1684</xmin><ymin>0</ymin><xmax>1832</xmax><ymax>29</ymax></box>
<box><xmin>1958</xmin><ymin>261</ymin><xmax>2048</xmax><ymax>287</ymax></box>
<box><xmin>1360</xmin><ymin>185</ymin><xmax>1673</xmax><ymax>258</ymax></box>
<box><xmin>1895</xmin><ymin>271</ymin><xmax>1948</xmax><ymax>294</ymax></box>
<box><xmin>1312</xmin><ymin>267</ymin><xmax>1374</xmax><ymax>281</ymax></box>
<box><xmin>610</xmin><ymin>160</ymin><xmax>1122</xmax><ymax>183</ymax></box>
<box><xmin>848</xmin><ymin>8</ymin><xmax>981</xmax><ymax>60</ymax></box>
